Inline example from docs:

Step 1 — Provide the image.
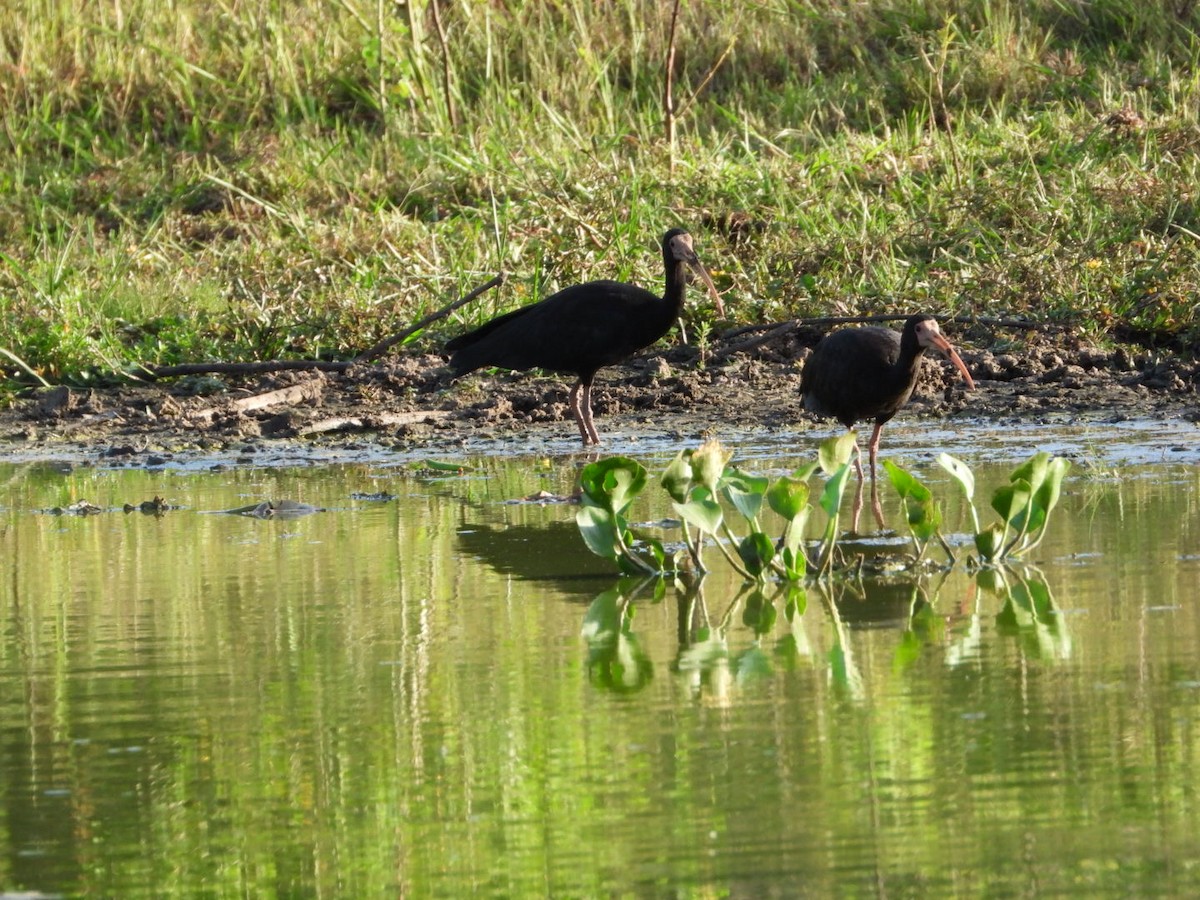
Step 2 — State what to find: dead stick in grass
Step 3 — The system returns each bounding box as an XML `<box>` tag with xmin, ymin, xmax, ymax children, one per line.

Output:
<box><xmin>138</xmin><ymin>275</ymin><xmax>504</xmax><ymax>380</ymax></box>
<box><xmin>663</xmin><ymin>0</ymin><xmax>681</xmax><ymax>174</ymax></box>
<box><xmin>355</xmin><ymin>273</ymin><xmax>504</xmax><ymax>363</ymax></box>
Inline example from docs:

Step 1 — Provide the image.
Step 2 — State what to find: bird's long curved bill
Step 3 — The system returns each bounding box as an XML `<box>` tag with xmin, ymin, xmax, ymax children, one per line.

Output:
<box><xmin>928</xmin><ymin>334</ymin><xmax>976</xmax><ymax>390</ymax></box>
<box><xmin>687</xmin><ymin>257</ymin><xmax>725</xmax><ymax>317</ymax></box>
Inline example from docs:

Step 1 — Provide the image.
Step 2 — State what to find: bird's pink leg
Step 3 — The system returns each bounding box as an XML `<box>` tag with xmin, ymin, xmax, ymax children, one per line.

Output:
<box><xmin>868</xmin><ymin>422</ymin><xmax>886</xmax><ymax>528</ymax></box>
<box><xmin>580</xmin><ymin>382</ymin><xmax>601</xmax><ymax>445</ymax></box>
<box><xmin>569</xmin><ymin>381</ymin><xmax>592</xmax><ymax>445</ymax></box>
<box><xmin>850</xmin><ymin>433</ymin><xmax>864</xmax><ymax>533</ymax></box>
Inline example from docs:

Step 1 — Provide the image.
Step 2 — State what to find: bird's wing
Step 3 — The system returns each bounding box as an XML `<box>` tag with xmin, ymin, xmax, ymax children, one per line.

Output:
<box><xmin>449</xmin><ymin>281</ymin><xmax>665</xmax><ymax>377</ymax></box>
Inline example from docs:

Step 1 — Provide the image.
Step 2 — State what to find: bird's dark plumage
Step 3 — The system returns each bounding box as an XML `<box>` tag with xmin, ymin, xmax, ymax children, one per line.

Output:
<box><xmin>801</xmin><ymin>314</ymin><xmax>975</xmax><ymax>527</ymax></box>
<box><xmin>446</xmin><ymin>228</ymin><xmax>723</xmax><ymax>445</ymax></box>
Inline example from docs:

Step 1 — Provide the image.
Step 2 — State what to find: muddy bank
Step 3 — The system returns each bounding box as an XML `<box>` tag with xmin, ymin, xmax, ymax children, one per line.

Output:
<box><xmin>3</xmin><ymin>324</ymin><xmax>1198</xmax><ymax>465</ymax></box>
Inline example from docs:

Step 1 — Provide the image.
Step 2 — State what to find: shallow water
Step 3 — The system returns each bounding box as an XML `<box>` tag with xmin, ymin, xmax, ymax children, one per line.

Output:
<box><xmin>1</xmin><ymin>420</ymin><xmax>1199</xmax><ymax>897</ymax></box>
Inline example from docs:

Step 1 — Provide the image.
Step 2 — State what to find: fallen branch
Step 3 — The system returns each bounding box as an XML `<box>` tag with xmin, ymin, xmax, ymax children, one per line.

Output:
<box><xmin>142</xmin><ymin>360</ymin><xmax>349</xmax><ymax>380</ymax></box>
<box><xmin>298</xmin><ymin>410</ymin><xmax>451</xmax><ymax>437</ymax></box>
<box><xmin>137</xmin><ymin>274</ymin><xmax>504</xmax><ymax>381</ymax></box>
<box><xmin>711</xmin><ymin>314</ymin><xmax>1066</xmax><ymax>360</ymax></box>
<box><xmin>710</xmin><ymin>320</ymin><xmax>799</xmax><ymax>363</ymax></box>
<box><xmin>192</xmin><ymin>378</ymin><xmax>327</xmax><ymax>424</ymax></box>
<box><xmin>356</xmin><ymin>273</ymin><xmax>504</xmax><ymax>363</ymax></box>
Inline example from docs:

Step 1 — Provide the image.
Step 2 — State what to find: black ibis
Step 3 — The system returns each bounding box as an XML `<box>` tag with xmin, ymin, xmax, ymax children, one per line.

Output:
<box><xmin>445</xmin><ymin>228</ymin><xmax>724</xmax><ymax>446</ymax></box>
<box><xmin>800</xmin><ymin>314</ymin><xmax>975</xmax><ymax>528</ymax></box>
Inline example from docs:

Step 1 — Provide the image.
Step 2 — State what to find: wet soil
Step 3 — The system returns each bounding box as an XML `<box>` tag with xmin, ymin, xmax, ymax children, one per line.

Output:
<box><xmin>4</xmin><ymin>323</ymin><xmax>1198</xmax><ymax>465</ymax></box>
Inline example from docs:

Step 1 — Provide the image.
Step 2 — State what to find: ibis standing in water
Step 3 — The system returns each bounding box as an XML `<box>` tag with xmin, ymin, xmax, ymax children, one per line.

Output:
<box><xmin>800</xmin><ymin>314</ymin><xmax>975</xmax><ymax>529</ymax></box>
<box><xmin>445</xmin><ymin>228</ymin><xmax>724</xmax><ymax>446</ymax></box>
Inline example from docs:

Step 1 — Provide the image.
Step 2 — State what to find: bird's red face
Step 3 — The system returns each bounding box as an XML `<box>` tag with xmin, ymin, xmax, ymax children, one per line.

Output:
<box><xmin>669</xmin><ymin>232</ymin><xmax>725</xmax><ymax>318</ymax></box>
<box><xmin>914</xmin><ymin>318</ymin><xmax>975</xmax><ymax>390</ymax></box>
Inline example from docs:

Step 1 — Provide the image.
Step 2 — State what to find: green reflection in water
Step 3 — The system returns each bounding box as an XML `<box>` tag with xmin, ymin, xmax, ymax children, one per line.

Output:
<box><xmin>0</xmin><ymin>454</ymin><xmax>1198</xmax><ymax>897</ymax></box>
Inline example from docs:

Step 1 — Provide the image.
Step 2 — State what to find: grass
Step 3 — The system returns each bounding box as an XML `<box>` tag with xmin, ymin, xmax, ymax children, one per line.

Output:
<box><xmin>1</xmin><ymin>0</ymin><xmax>1199</xmax><ymax>387</ymax></box>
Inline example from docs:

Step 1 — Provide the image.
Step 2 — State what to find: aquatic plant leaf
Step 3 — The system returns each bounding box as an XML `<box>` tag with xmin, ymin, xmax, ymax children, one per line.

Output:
<box><xmin>780</xmin><ymin>545</ymin><xmax>807</xmax><ymax>581</ymax></box>
<box><xmin>690</xmin><ymin>439</ymin><xmax>732</xmax><ymax>492</ymax></box>
<box><xmin>1011</xmin><ymin>452</ymin><xmax>1050</xmax><ymax>493</ymax></box>
<box><xmin>673</xmin><ymin>491</ymin><xmax>723</xmax><ymax>535</ymax></box>
<box><xmin>784</xmin><ymin>586</ymin><xmax>808</xmax><ymax>619</ymax></box>
<box><xmin>937</xmin><ymin>453</ymin><xmax>975</xmax><ymax>502</ymax></box>
<box><xmin>579</xmin><ymin>456</ymin><xmax>646</xmax><ymax>516</ymax></box>
<box><xmin>766</xmin><ymin>475</ymin><xmax>809</xmax><ymax>521</ymax></box>
<box><xmin>908</xmin><ymin>498</ymin><xmax>941</xmax><ymax>542</ymax></box>
<box><xmin>641</xmin><ymin>535</ymin><xmax>666</xmax><ymax>570</ymax></box>
<box><xmin>883</xmin><ymin>460</ymin><xmax>932</xmax><ymax>502</ymax></box>
<box><xmin>991</xmin><ymin>480</ymin><xmax>1032</xmax><ymax>526</ymax></box>
<box><xmin>742</xmin><ymin>590</ymin><xmax>776</xmax><ymax>634</ymax></box>
<box><xmin>818</xmin><ymin>432</ymin><xmax>857</xmax><ymax>475</ymax></box>
<box><xmin>737</xmin><ymin>531</ymin><xmax>775</xmax><ymax>577</ymax></box>
<box><xmin>617</xmin><ymin>552</ymin><xmax>648</xmax><ymax>576</ymax></box>
<box><xmin>581</xmin><ymin>587</ymin><xmax>624</xmax><ymax>644</ymax></box>
<box><xmin>819</xmin><ymin>462</ymin><xmax>853</xmax><ymax>520</ymax></box>
<box><xmin>1034</xmin><ymin>457</ymin><xmax>1070</xmax><ymax>518</ymax></box>
<box><xmin>575</xmin><ymin>503</ymin><xmax>619</xmax><ymax>561</ymax></box>
<box><xmin>721</xmin><ymin>468</ymin><xmax>768</xmax><ymax>522</ymax></box>
<box><xmin>791</xmin><ymin>460</ymin><xmax>820</xmax><ymax>482</ymax></box>
<box><xmin>974</xmin><ymin>523</ymin><xmax>1004</xmax><ymax>560</ymax></box>
<box><xmin>660</xmin><ymin>450</ymin><xmax>694</xmax><ymax>502</ymax></box>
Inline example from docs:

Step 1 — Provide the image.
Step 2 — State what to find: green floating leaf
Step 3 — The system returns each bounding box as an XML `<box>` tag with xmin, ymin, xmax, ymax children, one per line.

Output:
<box><xmin>1011</xmin><ymin>452</ymin><xmax>1050</xmax><ymax>493</ymax></box>
<box><xmin>908</xmin><ymin>497</ymin><xmax>942</xmax><ymax>543</ymax></box>
<box><xmin>791</xmin><ymin>460</ymin><xmax>820</xmax><ymax>482</ymax></box>
<box><xmin>991</xmin><ymin>480</ymin><xmax>1032</xmax><ymax>526</ymax></box>
<box><xmin>581</xmin><ymin>586</ymin><xmax>624</xmax><ymax>644</ymax></box>
<box><xmin>784</xmin><ymin>586</ymin><xmax>808</xmax><ymax>619</ymax></box>
<box><xmin>974</xmin><ymin>523</ymin><xmax>1004</xmax><ymax>561</ymax></box>
<box><xmin>661</xmin><ymin>450</ymin><xmax>694</xmax><ymax>503</ymax></box>
<box><xmin>742</xmin><ymin>590</ymin><xmax>776</xmax><ymax>634</ymax></box>
<box><xmin>766</xmin><ymin>475</ymin><xmax>809</xmax><ymax>521</ymax></box>
<box><xmin>780</xmin><ymin>544</ymin><xmax>808</xmax><ymax>581</ymax></box>
<box><xmin>819</xmin><ymin>432</ymin><xmax>857</xmax><ymax>475</ymax></box>
<box><xmin>673</xmin><ymin>489</ymin><xmax>724</xmax><ymax>535</ymax></box>
<box><xmin>819</xmin><ymin>462</ymin><xmax>853</xmax><ymax>520</ymax></box>
<box><xmin>579</xmin><ymin>456</ymin><xmax>647</xmax><ymax>516</ymax></box>
<box><xmin>937</xmin><ymin>452</ymin><xmax>975</xmax><ymax>502</ymax></box>
<box><xmin>737</xmin><ymin>531</ymin><xmax>775</xmax><ymax>577</ymax></box>
<box><xmin>576</xmin><ymin>503</ymin><xmax>619</xmax><ymax>561</ymax></box>
<box><xmin>721</xmin><ymin>467</ymin><xmax>769</xmax><ymax>523</ymax></box>
<box><xmin>1033</xmin><ymin>457</ymin><xmax>1070</xmax><ymax>522</ymax></box>
<box><xmin>883</xmin><ymin>459</ymin><xmax>932</xmax><ymax>502</ymax></box>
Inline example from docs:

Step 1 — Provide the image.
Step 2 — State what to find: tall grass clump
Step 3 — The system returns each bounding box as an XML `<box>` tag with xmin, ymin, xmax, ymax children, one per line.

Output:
<box><xmin>1</xmin><ymin>0</ymin><xmax>1199</xmax><ymax>384</ymax></box>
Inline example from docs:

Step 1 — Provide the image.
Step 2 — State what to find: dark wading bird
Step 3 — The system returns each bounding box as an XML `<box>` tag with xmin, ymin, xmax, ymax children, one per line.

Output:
<box><xmin>445</xmin><ymin>228</ymin><xmax>724</xmax><ymax>446</ymax></box>
<box><xmin>800</xmin><ymin>314</ymin><xmax>975</xmax><ymax>530</ymax></box>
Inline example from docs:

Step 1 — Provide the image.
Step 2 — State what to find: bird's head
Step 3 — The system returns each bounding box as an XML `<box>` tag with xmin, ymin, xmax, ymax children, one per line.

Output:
<box><xmin>911</xmin><ymin>315</ymin><xmax>975</xmax><ymax>390</ymax></box>
<box><xmin>664</xmin><ymin>229</ymin><xmax>725</xmax><ymax>318</ymax></box>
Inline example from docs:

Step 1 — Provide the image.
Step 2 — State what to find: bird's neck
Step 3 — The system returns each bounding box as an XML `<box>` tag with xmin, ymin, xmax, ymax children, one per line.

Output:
<box><xmin>662</xmin><ymin>260</ymin><xmax>688</xmax><ymax>316</ymax></box>
<box><xmin>896</xmin><ymin>338</ymin><xmax>926</xmax><ymax>379</ymax></box>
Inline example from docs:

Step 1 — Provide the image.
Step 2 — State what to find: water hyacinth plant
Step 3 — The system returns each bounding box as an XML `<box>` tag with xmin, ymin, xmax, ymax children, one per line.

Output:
<box><xmin>575</xmin><ymin>439</ymin><xmax>1072</xmax><ymax>582</ymax></box>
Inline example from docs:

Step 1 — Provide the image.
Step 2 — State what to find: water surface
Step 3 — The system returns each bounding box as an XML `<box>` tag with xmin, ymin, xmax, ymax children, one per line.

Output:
<box><xmin>1</xmin><ymin>420</ymin><xmax>1198</xmax><ymax>897</ymax></box>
